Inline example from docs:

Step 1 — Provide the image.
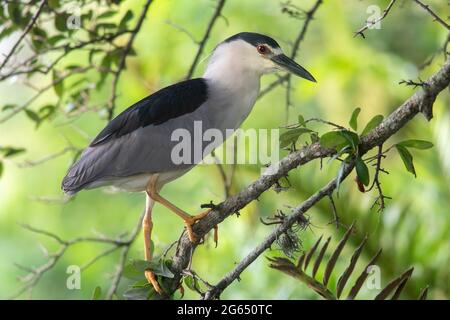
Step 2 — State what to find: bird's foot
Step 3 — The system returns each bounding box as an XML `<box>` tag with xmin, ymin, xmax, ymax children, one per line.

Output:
<box><xmin>144</xmin><ymin>269</ymin><xmax>164</xmax><ymax>295</ymax></box>
<box><xmin>184</xmin><ymin>209</ymin><xmax>218</xmax><ymax>247</ymax></box>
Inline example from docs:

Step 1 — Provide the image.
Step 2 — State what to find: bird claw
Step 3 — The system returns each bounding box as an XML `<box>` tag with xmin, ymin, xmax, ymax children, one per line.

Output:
<box><xmin>144</xmin><ymin>270</ymin><xmax>164</xmax><ymax>295</ymax></box>
<box><xmin>184</xmin><ymin>209</ymin><xmax>218</xmax><ymax>247</ymax></box>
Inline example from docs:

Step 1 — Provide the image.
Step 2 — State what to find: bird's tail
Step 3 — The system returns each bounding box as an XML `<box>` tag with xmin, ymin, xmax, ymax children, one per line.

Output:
<box><xmin>61</xmin><ymin>147</ymin><xmax>99</xmax><ymax>195</ymax></box>
<box><xmin>61</xmin><ymin>170</ymin><xmax>83</xmax><ymax>195</ymax></box>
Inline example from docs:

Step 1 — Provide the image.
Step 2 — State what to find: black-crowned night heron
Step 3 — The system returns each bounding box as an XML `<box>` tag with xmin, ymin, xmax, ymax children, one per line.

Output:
<box><xmin>62</xmin><ymin>32</ymin><xmax>316</xmax><ymax>293</ymax></box>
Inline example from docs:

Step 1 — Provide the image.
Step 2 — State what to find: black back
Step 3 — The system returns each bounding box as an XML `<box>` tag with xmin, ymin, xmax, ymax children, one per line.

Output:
<box><xmin>90</xmin><ymin>78</ymin><xmax>208</xmax><ymax>146</ymax></box>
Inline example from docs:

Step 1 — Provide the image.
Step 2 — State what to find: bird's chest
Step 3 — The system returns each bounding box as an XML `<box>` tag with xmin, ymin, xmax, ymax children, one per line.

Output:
<box><xmin>205</xmin><ymin>80</ymin><xmax>260</xmax><ymax>132</ymax></box>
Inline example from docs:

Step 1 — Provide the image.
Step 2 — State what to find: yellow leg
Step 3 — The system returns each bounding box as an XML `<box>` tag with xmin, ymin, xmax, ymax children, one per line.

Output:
<box><xmin>147</xmin><ymin>175</ymin><xmax>218</xmax><ymax>245</ymax></box>
<box><xmin>142</xmin><ymin>195</ymin><xmax>163</xmax><ymax>294</ymax></box>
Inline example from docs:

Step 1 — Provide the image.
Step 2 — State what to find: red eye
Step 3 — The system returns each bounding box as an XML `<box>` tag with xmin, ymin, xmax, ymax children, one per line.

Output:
<box><xmin>257</xmin><ymin>44</ymin><xmax>268</xmax><ymax>54</ymax></box>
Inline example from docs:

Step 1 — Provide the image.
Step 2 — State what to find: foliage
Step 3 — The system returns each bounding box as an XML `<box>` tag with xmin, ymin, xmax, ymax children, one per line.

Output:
<box><xmin>269</xmin><ymin>224</ymin><xmax>429</xmax><ymax>300</ymax></box>
<box><xmin>0</xmin><ymin>0</ymin><xmax>448</xmax><ymax>300</ymax></box>
<box><xmin>281</xmin><ymin>109</ymin><xmax>433</xmax><ymax>202</ymax></box>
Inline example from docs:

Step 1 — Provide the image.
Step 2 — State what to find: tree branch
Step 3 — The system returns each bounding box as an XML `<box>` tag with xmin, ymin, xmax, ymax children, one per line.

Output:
<box><xmin>105</xmin><ymin>211</ymin><xmax>144</xmax><ymax>300</ymax></box>
<box><xmin>354</xmin><ymin>0</ymin><xmax>397</xmax><ymax>38</ymax></box>
<box><xmin>0</xmin><ymin>65</ymin><xmax>96</xmax><ymax>124</ymax></box>
<box><xmin>259</xmin><ymin>0</ymin><xmax>322</xmax><ymax>101</ymax></box>
<box><xmin>185</xmin><ymin>0</ymin><xmax>226</xmax><ymax>79</ymax></box>
<box><xmin>0</xmin><ymin>29</ymin><xmax>132</xmax><ymax>82</ymax></box>
<box><xmin>107</xmin><ymin>0</ymin><xmax>155</xmax><ymax>120</ymax></box>
<box><xmin>412</xmin><ymin>0</ymin><xmax>450</xmax><ymax>30</ymax></box>
<box><xmin>204</xmin><ymin>162</ymin><xmax>354</xmax><ymax>299</ymax></box>
<box><xmin>10</xmin><ymin>211</ymin><xmax>144</xmax><ymax>300</ymax></box>
<box><xmin>0</xmin><ymin>0</ymin><xmax>46</xmax><ymax>72</ymax></box>
<box><xmin>165</xmin><ymin>55</ymin><xmax>450</xmax><ymax>297</ymax></box>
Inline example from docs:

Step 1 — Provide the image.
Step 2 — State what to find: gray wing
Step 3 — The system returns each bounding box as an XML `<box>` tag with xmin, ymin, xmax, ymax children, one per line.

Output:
<box><xmin>61</xmin><ymin>78</ymin><xmax>209</xmax><ymax>194</ymax></box>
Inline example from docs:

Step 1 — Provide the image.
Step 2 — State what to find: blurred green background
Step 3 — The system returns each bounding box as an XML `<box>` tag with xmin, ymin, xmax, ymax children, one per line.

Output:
<box><xmin>0</xmin><ymin>0</ymin><xmax>449</xmax><ymax>299</ymax></box>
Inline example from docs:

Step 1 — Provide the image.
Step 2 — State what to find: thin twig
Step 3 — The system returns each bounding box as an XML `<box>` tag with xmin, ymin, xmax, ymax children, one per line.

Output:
<box><xmin>16</xmin><ymin>147</ymin><xmax>77</xmax><ymax>168</ymax></box>
<box><xmin>185</xmin><ymin>0</ymin><xmax>226</xmax><ymax>79</ymax></box>
<box><xmin>328</xmin><ymin>193</ymin><xmax>340</xmax><ymax>228</ymax></box>
<box><xmin>164</xmin><ymin>56</ymin><xmax>450</xmax><ymax>297</ymax></box>
<box><xmin>203</xmin><ymin>162</ymin><xmax>354</xmax><ymax>299</ymax></box>
<box><xmin>412</xmin><ymin>0</ymin><xmax>450</xmax><ymax>30</ymax></box>
<box><xmin>204</xmin><ymin>54</ymin><xmax>450</xmax><ymax>293</ymax></box>
<box><xmin>354</xmin><ymin>0</ymin><xmax>397</xmax><ymax>38</ymax></box>
<box><xmin>10</xmin><ymin>211</ymin><xmax>143</xmax><ymax>299</ymax></box>
<box><xmin>165</xmin><ymin>20</ymin><xmax>198</xmax><ymax>44</ymax></box>
<box><xmin>0</xmin><ymin>0</ymin><xmax>46</xmax><ymax>72</ymax></box>
<box><xmin>0</xmin><ymin>29</ymin><xmax>131</xmax><ymax>82</ymax></box>
<box><xmin>367</xmin><ymin>145</ymin><xmax>391</xmax><ymax>212</ymax></box>
<box><xmin>105</xmin><ymin>211</ymin><xmax>145</xmax><ymax>300</ymax></box>
<box><xmin>107</xmin><ymin>0</ymin><xmax>155</xmax><ymax>120</ymax></box>
<box><xmin>305</xmin><ymin>118</ymin><xmax>347</xmax><ymax>130</ymax></box>
<box><xmin>0</xmin><ymin>66</ymin><xmax>94</xmax><ymax>124</ymax></box>
<box><xmin>258</xmin><ymin>0</ymin><xmax>322</xmax><ymax>100</ymax></box>
<box><xmin>212</xmin><ymin>153</ymin><xmax>235</xmax><ymax>198</ymax></box>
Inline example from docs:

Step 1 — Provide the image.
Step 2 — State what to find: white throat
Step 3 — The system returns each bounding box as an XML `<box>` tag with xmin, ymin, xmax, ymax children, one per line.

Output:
<box><xmin>203</xmin><ymin>40</ymin><xmax>263</xmax><ymax>92</ymax></box>
<box><xmin>202</xmin><ymin>40</ymin><xmax>265</xmax><ymax>131</ymax></box>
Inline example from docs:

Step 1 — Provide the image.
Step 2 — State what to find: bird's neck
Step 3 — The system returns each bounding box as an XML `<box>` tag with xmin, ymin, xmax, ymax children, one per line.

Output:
<box><xmin>203</xmin><ymin>52</ymin><xmax>261</xmax><ymax>95</ymax></box>
<box><xmin>202</xmin><ymin>57</ymin><xmax>261</xmax><ymax>131</ymax></box>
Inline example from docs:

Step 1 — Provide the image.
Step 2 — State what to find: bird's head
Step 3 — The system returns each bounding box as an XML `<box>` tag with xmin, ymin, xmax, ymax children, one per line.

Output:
<box><xmin>205</xmin><ymin>32</ymin><xmax>316</xmax><ymax>82</ymax></box>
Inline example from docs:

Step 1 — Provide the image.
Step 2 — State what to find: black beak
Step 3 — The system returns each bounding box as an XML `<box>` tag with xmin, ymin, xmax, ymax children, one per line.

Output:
<box><xmin>271</xmin><ymin>54</ymin><xmax>316</xmax><ymax>82</ymax></box>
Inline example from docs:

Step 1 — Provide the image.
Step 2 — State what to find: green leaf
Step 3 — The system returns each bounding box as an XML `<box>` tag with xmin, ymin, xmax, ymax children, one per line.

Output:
<box><xmin>53</xmin><ymin>70</ymin><xmax>64</xmax><ymax>98</ymax></box>
<box><xmin>101</xmin><ymin>54</ymin><xmax>112</xmax><ymax>68</ymax></box>
<box><xmin>2</xmin><ymin>104</ymin><xmax>16</xmax><ymax>112</ymax></box>
<box><xmin>336</xmin><ymin>157</ymin><xmax>349</xmax><ymax>195</ymax></box>
<box><xmin>398</xmin><ymin>140</ymin><xmax>433</xmax><ymax>150</ymax></box>
<box><xmin>98</xmin><ymin>55</ymin><xmax>112</xmax><ymax>88</ymax></box>
<box><xmin>158</xmin><ymin>259</ymin><xmax>174</xmax><ymax>278</ymax></box>
<box><xmin>123</xmin><ymin>261</ymin><xmax>145</xmax><ymax>280</ymax></box>
<box><xmin>88</xmin><ymin>49</ymin><xmax>102</xmax><ymax>64</ymax></box>
<box><xmin>298</xmin><ymin>115</ymin><xmax>306</xmax><ymax>127</ymax></box>
<box><xmin>39</xmin><ymin>104</ymin><xmax>56</xmax><ymax>120</ymax></box>
<box><xmin>0</xmin><ymin>161</ymin><xmax>3</xmax><ymax>179</ymax></box>
<box><xmin>7</xmin><ymin>3</ymin><xmax>21</xmax><ymax>25</ymax></box>
<box><xmin>109</xmin><ymin>49</ymin><xmax>123</xmax><ymax>67</ymax></box>
<box><xmin>355</xmin><ymin>157</ymin><xmax>370</xmax><ymax>186</ymax></box>
<box><xmin>69</xmin><ymin>78</ymin><xmax>87</xmax><ymax>90</ymax></box>
<box><xmin>66</xmin><ymin>65</ymin><xmax>82</xmax><ymax>70</ymax></box>
<box><xmin>95</xmin><ymin>23</ymin><xmax>117</xmax><ymax>33</ymax></box>
<box><xmin>118</xmin><ymin>10</ymin><xmax>133</xmax><ymax>31</ymax></box>
<box><xmin>25</xmin><ymin>109</ymin><xmax>41</xmax><ymax>127</ymax></box>
<box><xmin>48</xmin><ymin>34</ymin><xmax>66</xmax><ymax>45</ymax></box>
<box><xmin>32</xmin><ymin>27</ymin><xmax>47</xmax><ymax>39</ymax></box>
<box><xmin>55</xmin><ymin>13</ymin><xmax>68</xmax><ymax>32</ymax></box>
<box><xmin>97</xmin><ymin>11</ymin><xmax>117</xmax><ymax>20</ymax></box>
<box><xmin>349</xmin><ymin>107</ymin><xmax>361</xmax><ymax>131</ymax></box>
<box><xmin>48</xmin><ymin>0</ymin><xmax>60</xmax><ymax>9</ymax></box>
<box><xmin>123</xmin><ymin>286</ymin><xmax>156</xmax><ymax>300</ymax></box>
<box><xmin>310</xmin><ymin>132</ymin><xmax>319</xmax><ymax>143</ymax></box>
<box><xmin>91</xmin><ymin>286</ymin><xmax>102</xmax><ymax>300</ymax></box>
<box><xmin>82</xmin><ymin>10</ymin><xmax>94</xmax><ymax>24</ymax></box>
<box><xmin>280</xmin><ymin>128</ymin><xmax>313</xmax><ymax>148</ymax></box>
<box><xmin>131</xmin><ymin>279</ymin><xmax>151</xmax><ymax>288</ymax></box>
<box><xmin>319</xmin><ymin>131</ymin><xmax>347</xmax><ymax>149</ymax></box>
<box><xmin>328</xmin><ymin>145</ymin><xmax>351</xmax><ymax>164</ymax></box>
<box><xmin>1</xmin><ymin>147</ymin><xmax>25</xmax><ymax>158</ymax></box>
<box><xmin>0</xmin><ymin>25</ymin><xmax>18</xmax><ymax>41</ymax></box>
<box><xmin>395</xmin><ymin>145</ymin><xmax>416</xmax><ymax>177</ymax></box>
<box><xmin>340</xmin><ymin>130</ymin><xmax>360</xmax><ymax>151</ymax></box>
<box><xmin>128</xmin><ymin>47</ymin><xmax>137</xmax><ymax>56</ymax></box>
<box><xmin>184</xmin><ymin>275</ymin><xmax>201</xmax><ymax>292</ymax></box>
<box><xmin>361</xmin><ymin>115</ymin><xmax>384</xmax><ymax>136</ymax></box>
<box><xmin>123</xmin><ymin>259</ymin><xmax>174</xmax><ymax>280</ymax></box>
